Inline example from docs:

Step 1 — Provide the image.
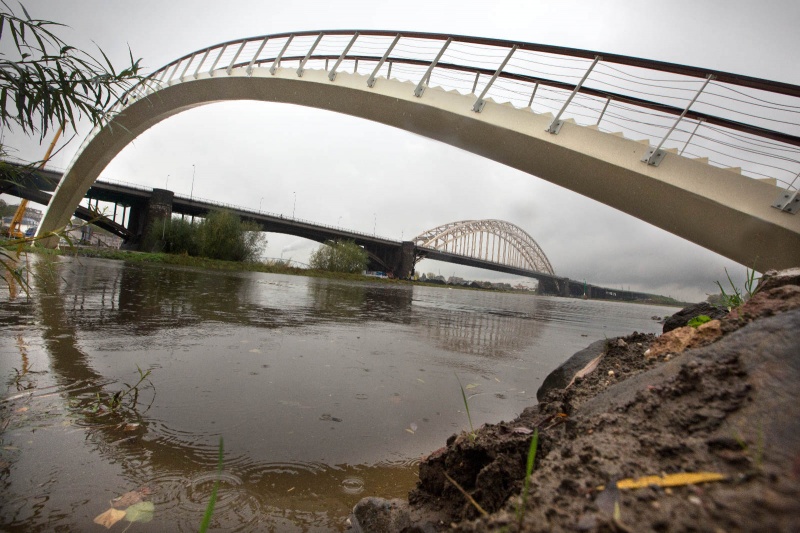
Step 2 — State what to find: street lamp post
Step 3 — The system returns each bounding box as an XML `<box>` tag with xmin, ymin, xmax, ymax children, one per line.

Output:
<box><xmin>166</xmin><ymin>174</ymin><xmax>169</xmax><ymax>189</ymax></box>
<box><xmin>292</xmin><ymin>192</ymin><xmax>296</xmax><ymax>219</ymax></box>
<box><xmin>259</xmin><ymin>197</ymin><xmax>264</xmax><ymax>214</ymax></box>
<box><xmin>373</xmin><ymin>213</ymin><xmax>376</xmax><ymax>236</ymax></box>
<box><xmin>190</xmin><ymin>164</ymin><xmax>195</xmax><ymax>201</ymax></box>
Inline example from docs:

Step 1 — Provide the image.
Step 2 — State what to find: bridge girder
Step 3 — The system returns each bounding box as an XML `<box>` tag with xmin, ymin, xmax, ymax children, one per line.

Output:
<box><xmin>413</xmin><ymin>219</ymin><xmax>554</xmax><ymax>276</ymax></box>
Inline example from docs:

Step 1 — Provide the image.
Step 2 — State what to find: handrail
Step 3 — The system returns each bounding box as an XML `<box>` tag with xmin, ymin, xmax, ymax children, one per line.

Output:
<box><xmin>63</xmin><ymin>29</ymin><xmax>798</xmax><ymax>212</ymax></box>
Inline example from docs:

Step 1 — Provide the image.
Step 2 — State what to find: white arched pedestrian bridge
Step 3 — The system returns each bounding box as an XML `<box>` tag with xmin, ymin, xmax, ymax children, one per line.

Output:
<box><xmin>38</xmin><ymin>30</ymin><xmax>800</xmax><ymax>269</ymax></box>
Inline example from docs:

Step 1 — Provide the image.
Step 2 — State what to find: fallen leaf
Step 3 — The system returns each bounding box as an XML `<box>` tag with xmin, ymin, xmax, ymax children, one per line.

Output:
<box><xmin>416</xmin><ymin>378</ymin><xmax>425</xmax><ymax>383</ymax></box>
<box><xmin>405</xmin><ymin>428</ymin><xmax>415</xmax><ymax>434</ymax></box>
<box><xmin>465</xmin><ymin>383</ymin><xmax>479</xmax><ymax>390</ymax></box>
<box><xmin>124</xmin><ymin>501</ymin><xmax>155</xmax><ymax>523</ymax></box>
<box><xmin>14</xmin><ymin>407</ymin><xmax>28</xmax><ymax>413</ymax></box>
<box><xmin>617</xmin><ymin>472</ymin><xmax>726</xmax><ymax>490</ymax></box>
<box><xmin>111</xmin><ymin>490</ymin><xmax>143</xmax><ymax>509</ymax></box>
<box><xmin>94</xmin><ymin>508</ymin><xmax>125</xmax><ymax>528</ymax></box>
<box><xmin>512</xmin><ymin>427</ymin><xmax>533</xmax><ymax>435</ymax></box>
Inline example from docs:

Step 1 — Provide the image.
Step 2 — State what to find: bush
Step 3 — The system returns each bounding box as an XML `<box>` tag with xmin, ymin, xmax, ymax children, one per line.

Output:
<box><xmin>309</xmin><ymin>240</ymin><xmax>368</xmax><ymax>273</ymax></box>
<box><xmin>147</xmin><ymin>210</ymin><xmax>266</xmax><ymax>262</ymax></box>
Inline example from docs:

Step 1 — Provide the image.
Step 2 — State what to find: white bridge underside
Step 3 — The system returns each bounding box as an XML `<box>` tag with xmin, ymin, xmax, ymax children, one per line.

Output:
<box><xmin>39</xmin><ymin>67</ymin><xmax>800</xmax><ymax>269</ymax></box>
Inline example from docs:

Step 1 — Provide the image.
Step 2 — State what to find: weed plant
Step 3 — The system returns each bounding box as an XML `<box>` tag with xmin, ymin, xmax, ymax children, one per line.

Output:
<box><xmin>455</xmin><ymin>374</ymin><xmax>476</xmax><ymax>441</ymax></box>
<box><xmin>516</xmin><ymin>428</ymin><xmax>539</xmax><ymax>528</ymax></box>
<box><xmin>715</xmin><ymin>267</ymin><xmax>760</xmax><ymax>310</ymax></box>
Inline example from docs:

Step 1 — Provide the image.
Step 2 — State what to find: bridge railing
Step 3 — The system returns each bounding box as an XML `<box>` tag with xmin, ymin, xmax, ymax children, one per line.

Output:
<box><xmin>80</xmin><ymin>31</ymin><xmax>798</xmax><ymax>209</ymax></box>
<box><xmin>168</xmin><ymin>190</ymin><xmax>401</xmax><ymax>244</ymax></box>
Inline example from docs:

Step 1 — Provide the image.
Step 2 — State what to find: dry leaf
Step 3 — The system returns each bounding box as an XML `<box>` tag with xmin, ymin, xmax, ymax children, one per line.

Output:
<box><xmin>617</xmin><ymin>472</ymin><xmax>726</xmax><ymax>490</ymax></box>
<box><xmin>111</xmin><ymin>490</ymin><xmax>143</xmax><ymax>509</ymax></box>
<box><xmin>94</xmin><ymin>508</ymin><xmax>126</xmax><ymax>528</ymax></box>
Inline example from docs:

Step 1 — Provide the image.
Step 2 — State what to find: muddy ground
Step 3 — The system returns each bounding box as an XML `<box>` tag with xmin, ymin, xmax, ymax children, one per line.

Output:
<box><xmin>350</xmin><ymin>269</ymin><xmax>800</xmax><ymax>532</ymax></box>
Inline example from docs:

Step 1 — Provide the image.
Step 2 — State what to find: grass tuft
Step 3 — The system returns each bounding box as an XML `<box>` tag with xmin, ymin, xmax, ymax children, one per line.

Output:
<box><xmin>455</xmin><ymin>374</ymin><xmax>476</xmax><ymax>441</ymax></box>
<box><xmin>516</xmin><ymin>428</ymin><xmax>539</xmax><ymax>528</ymax></box>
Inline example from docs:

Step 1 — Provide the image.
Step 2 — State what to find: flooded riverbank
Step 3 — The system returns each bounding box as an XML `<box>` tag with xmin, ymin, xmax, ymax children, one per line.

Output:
<box><xmin>0</xmin><ymin>255</ymin><xmax>677</xmax><ymax>531</ymax></box>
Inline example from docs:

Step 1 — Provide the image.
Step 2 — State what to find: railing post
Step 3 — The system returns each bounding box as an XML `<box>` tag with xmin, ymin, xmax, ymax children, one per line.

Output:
<box><xmin>678</xmin><ymin>119</ymin><xmax>704</xmax><ymax>155</ymax></box>
<box><xmin>208</xmin><ymin>45</ymin><xmax>228</xmax><ymax>77</ymax></box>
<box><xmin>270</xmin><ymin>35</ymin><xmax>294</xmax><ymax>75</ymax></box>
<box><xmin>367</xmin><ymin>34</ymin><xmax>401</xmax><ymax>88</ymax></box>
<box><xmin>471</xmin><ymin>72</ymin><xmax>480</xmax><ymax>94</ymax></box>
<box><xmin>473</xmin><ymin>45</ymin><xmax>517</xmax><ymax>112</ymax></box>
<box><xmin>643</xmin><ymin>74</ymin><xmax>714</xmax><ymax>166</ymax></box>
<box><xmin>595</xmin><ymin>97</ymin><xmax>611</xmax><ymax>126</ymax></box>
<box><xmin>527</xmin><ymin>83</ymin><xmax>539</xmax><ymax>107</ymax></box>
<box><xmin>328</xmin><ymin>32</ymin><xmax>359</xmax><ymax>81</ymax></box>
<box><xmin>166</xmin><ymin>61</ymin><xmax>182</xmax><ymax>84</ymax></box>
<box><xmin>247</xmin><ymin>36</ymin><xmax>270</xmax><ymax>75</ymax></box>
<box><xmin>297</xmin><ymin>33</ymin><xmax>324</xmax><ymax>77</ymax></box>
<box><xmin>179</xmin><ymin>54</ymin><xmax>196</xmax><ymax>81</ymax></box>
<box><xmin>547</xmin><ymin>55</ymin><xmax>600</xmax><ymax>133</ymax></box>
<box><xmin>226</xmin><ymin>41</ymin><xmax>248</xmax><ymax>75</ymax></box>
<box><xmin>414</xmin><ymin>37</ymin><xmax>452</xmax><ymax>97</ymax></box>
<box><xmin>773</xmin><ymin>170</ymin><xmax>800</xmax><ymax>214</ymax></box>
<box><xmin>194</xmin><ymin>49</ymin><xmax>211</xmax><ymax>79</ymax></box>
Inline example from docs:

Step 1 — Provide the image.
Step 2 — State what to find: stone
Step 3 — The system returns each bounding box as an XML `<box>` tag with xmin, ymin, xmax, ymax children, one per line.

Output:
<box><xmin>755</xmin><ymin>267</ymin><xmax>800</xmax><ymax>293</ymax></box>
<box><xmin>662</xmin><ymin>302</ymin><xmax>728</xmax><ymax>333</ymax></box>
<box><xmin>646</xmin><ymin>320</ymin><xmax>723</xmax><ymax>359</ymax></box>
<box><xmin>537</xmin><ymin>339</ymin><xmax>607</xmax><ymax>401</ymax></box>
<box><xmin>728</xmin><ymin>285</ymin><xmax>800</xmax><ymax>322</ymax></box>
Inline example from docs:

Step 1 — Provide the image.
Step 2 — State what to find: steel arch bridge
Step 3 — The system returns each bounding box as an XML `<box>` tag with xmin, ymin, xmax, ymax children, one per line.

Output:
<box><xmin>36</xmin><ymin>30</ymin><xmax>800</xmax><ymax>269</ymax></box>
<box><xmin>413</xmin><ymin>220</ymin><xmax>554</xmax><ymax>276</ymax></box>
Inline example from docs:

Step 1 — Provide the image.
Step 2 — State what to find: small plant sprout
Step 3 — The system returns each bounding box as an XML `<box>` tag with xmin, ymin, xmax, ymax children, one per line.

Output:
<box><xmin>455</xmin><ymin>374</ymin><xmax>476</xmax><ymax>441</ymax></box>
<box><xmin>516</xmin><ymin>428</ymin><xmax>539</xmax><ymax>527</ymax></box>
<box><xmin>199</xmin><ymin>437</ymin><xmax>224</xmax><ymax>533</ymax></box>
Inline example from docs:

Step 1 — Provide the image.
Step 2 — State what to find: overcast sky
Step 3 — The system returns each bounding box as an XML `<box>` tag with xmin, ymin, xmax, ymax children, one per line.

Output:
<box><xmin>5</xmin><ymin>0</ymin><xmax>799</xmax><ymax>301</ymax></box>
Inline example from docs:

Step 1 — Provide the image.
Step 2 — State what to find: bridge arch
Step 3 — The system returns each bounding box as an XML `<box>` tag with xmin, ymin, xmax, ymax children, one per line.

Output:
<box><xmin>413</xmin><ymin>219</ymin><xmax>555</xmax><ymax>276</ymax></box>
<box><xmin>37</xmin><ymin>31</ymin><xmax>800</xmax><ymax>269</ymax></box>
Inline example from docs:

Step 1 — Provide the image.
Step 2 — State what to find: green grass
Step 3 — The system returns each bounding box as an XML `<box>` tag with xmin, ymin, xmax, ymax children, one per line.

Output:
<box><xmin>199</xmin><ymin>437</ymin><xmax>224</xmax><ymax>533</ymax></box>
<box><xmin>715</xmin><ymin>267</ymin><xmax>760</xmax><ymax>310</ymax></box>
<box><xmin>455</xmin><ymin>374</ymin><xmax>476</xmax><ymax>441</ymax></box>
<box><xmin>516</xmin><ymin>428</ymin><xmax>539</xmax><ymax>528</ymax></box>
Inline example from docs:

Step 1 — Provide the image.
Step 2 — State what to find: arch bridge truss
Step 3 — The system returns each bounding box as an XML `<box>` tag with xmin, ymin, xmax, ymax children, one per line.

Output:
<box><xmin>413</xmin><ymin>219</ymin><xmax>555</xmax><ymax>276</ymax></box>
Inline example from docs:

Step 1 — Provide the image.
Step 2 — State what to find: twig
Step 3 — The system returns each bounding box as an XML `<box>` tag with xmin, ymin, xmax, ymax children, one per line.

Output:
<box><xmin>443</xmin><ymin>471</ymin><xmax>489</xmax><ymax>518</ymax></box>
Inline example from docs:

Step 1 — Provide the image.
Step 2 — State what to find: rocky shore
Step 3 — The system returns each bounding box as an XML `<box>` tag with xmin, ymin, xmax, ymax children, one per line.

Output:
<box><xmin>349</xmin><ymin>269</ymin><xmax>800</xmax><ymax>532</ymax></box>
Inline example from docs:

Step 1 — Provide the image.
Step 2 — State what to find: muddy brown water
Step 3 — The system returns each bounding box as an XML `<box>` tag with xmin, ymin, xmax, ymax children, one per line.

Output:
<box><xmin>0</xmin><ymin>256</ymin><xmax>677</xmax><ymax>531</ymax></box>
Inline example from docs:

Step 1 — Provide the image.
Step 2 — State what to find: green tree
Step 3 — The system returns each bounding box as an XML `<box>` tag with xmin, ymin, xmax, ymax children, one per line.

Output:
<box><xmin>309</xmin><ymin>240</ymin><xmax>369</xmax><ymax>273</ymax></box>
<box><xmin>197</xmin><ymin>210</ymin><xmax>266</xmax><ymax>262</ymax></box>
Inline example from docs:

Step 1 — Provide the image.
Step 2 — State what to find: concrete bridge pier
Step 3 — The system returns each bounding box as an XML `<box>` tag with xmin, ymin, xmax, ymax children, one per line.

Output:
<box><xmin>397</xmin><ymin>241</ymin><xmax>416</xmax><ymax>279</ymax></box>
<box><xmin>137</xmin><ymin>188</ymin><xmax>174</xmax><ymax>251</ymax></box>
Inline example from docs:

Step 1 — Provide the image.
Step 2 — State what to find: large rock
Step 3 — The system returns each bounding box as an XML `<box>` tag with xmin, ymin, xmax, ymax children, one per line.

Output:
<box><xmin>536</xmin><ymin>339</ymin><xmax>607</xmax><ymax>401</ymax></box>
<box><xmin>662</xmin><ymin>301</ymin><xmax>727</xmax><ymax>333</ymax></box>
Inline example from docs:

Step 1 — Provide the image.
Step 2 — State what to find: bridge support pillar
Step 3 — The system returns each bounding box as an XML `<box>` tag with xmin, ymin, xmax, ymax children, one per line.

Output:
<box><xmin>395</xmin><ymin>241</ymin><xmax>416</xmax><ymax>279</ymax></box>
<box><xmin>139</xmin><ymin>188</ymin><xmax>174</xmax><ymax>251</ymax></box>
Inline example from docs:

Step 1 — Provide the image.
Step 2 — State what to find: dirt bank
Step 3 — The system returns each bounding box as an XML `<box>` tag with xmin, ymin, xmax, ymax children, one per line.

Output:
<box><xmin>349</xmin><ymin>269</ymin><xmax>800</xmax><ymax>532</ymax></box>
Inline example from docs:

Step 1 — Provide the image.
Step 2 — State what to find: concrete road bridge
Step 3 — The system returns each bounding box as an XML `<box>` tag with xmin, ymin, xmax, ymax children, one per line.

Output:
<box><xmin>35</xmin><ymin>30</ymin><xmax>800</xmax><ymax>271</ymax></box>
<box><xmin>7</xmin><ymin>165</ymin><xmax>586</xmax><ymax>293</ymax></box>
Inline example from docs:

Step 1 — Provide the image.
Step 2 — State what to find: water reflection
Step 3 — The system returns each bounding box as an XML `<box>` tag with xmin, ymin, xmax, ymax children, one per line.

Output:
<box><xmin>0</xmin><ymin>255</ymin><xmax>675</xmax><ymax>532</ymax></box>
